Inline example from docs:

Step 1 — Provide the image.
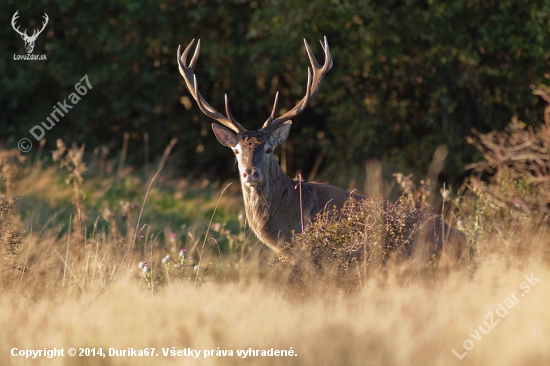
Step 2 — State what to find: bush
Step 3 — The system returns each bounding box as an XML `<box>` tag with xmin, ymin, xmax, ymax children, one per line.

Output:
<box><xmin>466</xmin><ymin>88</ymin><xmax>550</xmax><ymax>225</ymax></box>
<box><xmin>287</xmin><ymin>197</ymin><xmax>422</xmax><ymax>276</ymax></box>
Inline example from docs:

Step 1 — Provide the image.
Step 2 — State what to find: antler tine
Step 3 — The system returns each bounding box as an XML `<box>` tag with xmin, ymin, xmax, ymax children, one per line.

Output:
<box><xmin>36</xmin><ymin>13</ymin><xmax>49</xmax><ymax>36</ymax></box>
<box><xmin>26</xmin><ymin>12</ymin><xmax>49</xmax><ymax>40</ymax></box>
<box><xmin>320</xmin><ymin>36</ymin><xmax>333</xmax><ymax>69</ymax></box>
<box><xmin>262</xmin><ymin>92</ymin><xmax>280</xmax><ymax>129</ymax></box>
<box><xmin>270</xmin><ymin>91</ymin><xmax>280</xmax><ymax>120</ymax></box>
<box><xmin>224</xmin><ymin>94</ymin><xmax>237</xmax><ymax>123</ymax></box>
<box><xmin>304</xmin><ymin>35</ymin><xmax>332</xmax><ymax>99</ymax></box>
<box><xmin>11</xmin><ymin>11</ymin><xmax>28</xmax><ymax>37</ymax></box>
<box><xmin>177</xmin><ymin>40</ymin><xmax>245</xmax><ymax>133</ymax></box>
<box><xmin>188</xmin><ymin>38</ymin><xmax>200</xmax><ymax>69</ymax></box>
<box><xmin>263</xmin><ymin>36</ymin><xmax>333</xmax><ymax>132</ymax></box>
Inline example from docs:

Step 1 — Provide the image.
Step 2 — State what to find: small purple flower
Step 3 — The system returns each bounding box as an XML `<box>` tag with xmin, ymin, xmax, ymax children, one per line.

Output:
<box><xmin>170</xmin><ymin>233</ymin><xmax>177</xmax><ymax>244</ymax></box>
<box><xmin>514</xmin><ymin>199</ymin><xmax>523</xmax><ymax>208</ymax></box>
<box><xmin>142</xmin><ymin>262</ymin><xmax>151</xmax><ymax>273</ymax></box>
<box><xmin>179</xmin><ymin>248</ymin><xmax>187</xmax><ymax>259</ymax></box>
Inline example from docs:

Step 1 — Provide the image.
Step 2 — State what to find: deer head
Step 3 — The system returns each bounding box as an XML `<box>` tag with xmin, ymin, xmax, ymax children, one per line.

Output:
<box><xmin>11</xmin><ymin>11</ymin><xmax>49</xmax><ymax>54</ymax></box>
<box><xmin>177</xmin><ymin>37</ymin><xmax>332</xmax><ymax>189</ymax></box>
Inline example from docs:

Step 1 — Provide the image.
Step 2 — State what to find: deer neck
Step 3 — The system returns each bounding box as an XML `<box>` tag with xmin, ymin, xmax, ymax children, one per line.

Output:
<box><xmin>241</xmin><ymin>156</ymin><xmax>296</xmax><ymax>251</ymax></box>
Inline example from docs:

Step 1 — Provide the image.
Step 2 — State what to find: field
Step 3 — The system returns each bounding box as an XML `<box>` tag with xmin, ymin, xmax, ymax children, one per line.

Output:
<box><xmin>1</xmin><ymin>128</ymin><xmax>550</xmax><ymax>366</ymax></box>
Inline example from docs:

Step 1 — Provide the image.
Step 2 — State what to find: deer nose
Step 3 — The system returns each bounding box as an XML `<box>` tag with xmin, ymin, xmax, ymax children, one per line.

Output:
<box><xmin>242</xmin><ymin>169</ymin><xmax>261</xmax><ymax>183</ymax></box>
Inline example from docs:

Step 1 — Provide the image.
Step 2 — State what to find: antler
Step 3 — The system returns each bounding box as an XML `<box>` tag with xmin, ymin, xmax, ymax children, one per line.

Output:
<box><xmin>262</xmin><ymin>36</ymin><xmax>333</xmax><ymax>133</ymax></box>
<box><xmin>11</xmin><ymin>11</ymin><xmax>48</xmax><ymax>40</ymax></box>
<box><xmin>11</xmin><ymin>11</ymin><xmax>28</xmax><ymax>38</ymax></box>
<box><xmin>177</xmin><ymin>39</ymin><xmax>246</xmax><ymax>133</ymax></box>
<box><xmin>29</xmin><ymin>13</ymin><xmax>49</xmax><ymax>41</ymax></box>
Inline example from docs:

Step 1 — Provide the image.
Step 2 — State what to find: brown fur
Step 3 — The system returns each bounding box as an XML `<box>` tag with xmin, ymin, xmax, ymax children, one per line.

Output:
<box><xmin>241</xmin><ymin>154</ymin><xmax>356</xmax><ymax>252</ymax></box>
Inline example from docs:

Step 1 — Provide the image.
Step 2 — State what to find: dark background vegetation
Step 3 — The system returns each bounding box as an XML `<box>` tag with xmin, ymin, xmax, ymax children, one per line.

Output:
<box><xmin>2</xmin><ymin>0</ymin><xmax>549</xmax><ymax>187</ymax></box>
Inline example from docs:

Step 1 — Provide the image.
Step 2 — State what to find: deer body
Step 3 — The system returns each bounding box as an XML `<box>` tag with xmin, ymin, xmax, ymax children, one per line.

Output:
<box><xmin>240</xmin><ymin>152</ymin><xmax>353</xmax><ymax>252</ymax></box>
<box><xmin>210</xmin><ymin>125</ymin><xmax>356</xmax><ymax>252</ymax></box>
<box><xmin>177</xmin><ymin>37</ymin><xmax>466</xmax><ymax>260</ymax></box>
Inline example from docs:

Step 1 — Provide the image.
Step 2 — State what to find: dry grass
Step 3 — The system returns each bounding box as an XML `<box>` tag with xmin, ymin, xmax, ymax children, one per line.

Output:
<box><xmin>1</xmin><ymin>249</ymin><xmax>549</xmax><ymax>366</ymax></box>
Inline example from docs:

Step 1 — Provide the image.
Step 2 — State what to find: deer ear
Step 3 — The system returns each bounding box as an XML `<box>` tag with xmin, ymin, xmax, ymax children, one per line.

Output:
<box><xmin>212</xmin><ymin>124</ymin><xmax>238</xmax><ymax>147</ymax></box>
<box><xmin>268</xmin><ymin>121</ymin><xmax>292</xmax><ymax>146</ymax></box>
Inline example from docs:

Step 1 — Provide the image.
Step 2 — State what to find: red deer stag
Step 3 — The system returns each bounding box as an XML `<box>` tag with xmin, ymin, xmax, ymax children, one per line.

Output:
<box><xmin>177</xmin><ymin>37</ymin><xmax>466</xmax><ymax>262</ymax></box>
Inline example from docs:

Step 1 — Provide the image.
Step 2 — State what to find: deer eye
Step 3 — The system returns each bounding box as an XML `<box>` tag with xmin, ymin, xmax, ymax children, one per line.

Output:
<box><xmin>266</xmin><ymin>148</ymin><xmax>272</xmax><ymax>154</ymax></box>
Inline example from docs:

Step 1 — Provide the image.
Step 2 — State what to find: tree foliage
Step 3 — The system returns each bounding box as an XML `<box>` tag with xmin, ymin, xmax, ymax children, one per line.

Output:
<box><xmin>2</xmin><ymin>0</ymin><xmax>549</xmax><ymax>185</ymax></box>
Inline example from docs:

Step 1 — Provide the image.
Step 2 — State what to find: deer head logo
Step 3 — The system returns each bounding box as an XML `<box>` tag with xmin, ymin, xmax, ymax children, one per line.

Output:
<box><xmin>11</xmin><ymin>11</ymin><xmax>49</xmax><ymax>54</ymax></box>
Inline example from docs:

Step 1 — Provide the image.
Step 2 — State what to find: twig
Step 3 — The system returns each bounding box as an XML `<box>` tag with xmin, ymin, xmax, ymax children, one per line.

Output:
<box><xmin>194</xmin><ymin>183</ymin><xmax>232</xmax><ymax>288</ymax></box>
<box><xmin>308</xmin><ymin>148</ymin><xmax>327</xmax><ymax>182</ymax></box>
<box><xmin>209</xmin><ymin>238</ymin><xmax>226</xmax><ymax>282</ymax></box>
<box><xmin>117</xmin><ymin>132</ymin><xmax>129</xmax><ymax>178</ymax></box>
<box><xmin>62</xmin><ymin>215</ymin><xmax>72</xmax><ymax>289</ymax></box>
<box><xmin>295</xmin><ymin>174</ymin><xmax>304</xmax><ymax>234</ymax></box>
<box><xmin>18</xmin><ymin>224</ymin><xmax>32</xmax><ymax>296</ymax></box>
<box><xmin>144</xmin><ymin>132</ymin><xmax>150</xmax><ymax>175</ymax></box>
<box><xmin>120</xmin><ymin>168</ymin><xmax>162</xmax><ymax>267</ymax></box>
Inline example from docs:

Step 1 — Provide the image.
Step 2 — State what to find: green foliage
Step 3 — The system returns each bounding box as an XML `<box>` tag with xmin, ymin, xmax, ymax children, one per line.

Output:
<box><xmin>2</xmin><ymin>0</ymin><xmax>549</xmax><ymax>184</ymax></box>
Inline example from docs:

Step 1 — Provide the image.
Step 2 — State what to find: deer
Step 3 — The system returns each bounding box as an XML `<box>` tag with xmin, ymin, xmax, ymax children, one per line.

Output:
<box><xmin>176</xmin><ymin>37</ymin><xmax>466</xmax><ymax>264</ymax></box>
<box><xmin>11</xmin><ymin>11</ymin><xmax>49</xmax><ymax>54</ymax></box>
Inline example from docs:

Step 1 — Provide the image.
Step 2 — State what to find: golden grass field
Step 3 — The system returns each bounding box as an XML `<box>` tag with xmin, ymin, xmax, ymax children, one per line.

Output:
<box><xmin>1</xmin><ymin>138</ymin><xmax>550</xmax><ymax>366</ymax></box>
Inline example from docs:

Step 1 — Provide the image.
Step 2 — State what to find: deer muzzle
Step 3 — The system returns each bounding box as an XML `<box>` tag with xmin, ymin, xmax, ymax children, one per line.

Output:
<box><xmin>242</xmin><ymin>168</ymin><xmax>262</xmax><ymax>186</ymax></box>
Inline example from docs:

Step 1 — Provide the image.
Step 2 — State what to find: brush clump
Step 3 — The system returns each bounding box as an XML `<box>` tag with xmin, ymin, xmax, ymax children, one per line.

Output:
<box><xmin>0</xmin><ymin>179</ymin><xmax>25</xmax><ymax>287</ymax></box>
<box><xmin>288</xmin><ymin>197</ymin><xmax>422</xmax><ymax>273</ymax></box>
